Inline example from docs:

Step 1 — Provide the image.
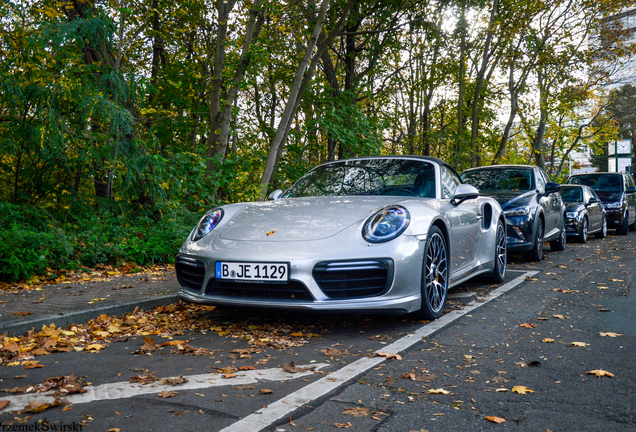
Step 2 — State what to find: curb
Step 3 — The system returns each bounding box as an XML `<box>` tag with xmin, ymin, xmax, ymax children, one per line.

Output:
<box><xmin>1</xmin><ymin>294</ymin><xmax>180</xmax><ymax>337</ymax></box>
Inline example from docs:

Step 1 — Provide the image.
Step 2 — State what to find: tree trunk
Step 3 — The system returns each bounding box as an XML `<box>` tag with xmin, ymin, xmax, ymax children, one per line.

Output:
<box><xmin>455</xmin><ymin>2</ymin><xmax>466</xmax><ymax>170</ymax></box>
<box><xmin>258</xmin><ymin>0</ymin><xmax>332</xmax><ymax>195</ymax></box>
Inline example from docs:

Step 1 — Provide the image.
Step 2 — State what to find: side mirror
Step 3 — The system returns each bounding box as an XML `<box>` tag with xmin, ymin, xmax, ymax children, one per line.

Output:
<box><xmin>268</xmin><ymin>189</ymin><xmax>283</xmax><ymax>201</ymax></box>
<box><xmin>627</xmin><ymin>186</ymin><xmax>636</xmax><ymax>193</ymax></box>
<box><xmin>588</xmin><ymin>197</ymin><xmax>599</xmax><ymax>204</ymax></box>
<box><xmin>545</xmin><ymin>182</ymin><xmax>561</xmax><ymax>195</ymax></box>
<box><xmin>452</xmin><ymin>184</ymin><xmax>479</xmax><ymax>205</ymax></box>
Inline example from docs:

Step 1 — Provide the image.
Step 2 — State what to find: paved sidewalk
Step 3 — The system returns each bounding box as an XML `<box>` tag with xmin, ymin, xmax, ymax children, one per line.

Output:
<box><xmin>0</xmin><ymin>271</ymin><xmax>181</xmax><ymax>337</ymax></box>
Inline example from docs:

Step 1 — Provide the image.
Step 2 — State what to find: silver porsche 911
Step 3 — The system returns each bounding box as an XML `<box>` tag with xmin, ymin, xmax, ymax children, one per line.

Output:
<box><xmin>176</xmin><ymin>156</ymin><xmax>507</xmax><ymax>320</ymax></box>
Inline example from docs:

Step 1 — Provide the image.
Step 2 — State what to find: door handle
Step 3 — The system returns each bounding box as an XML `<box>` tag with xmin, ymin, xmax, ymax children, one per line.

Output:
<box><xmin>476</xmin><ymin>214</ymin><xmax>483</xmax><ymax>221</ymax></box>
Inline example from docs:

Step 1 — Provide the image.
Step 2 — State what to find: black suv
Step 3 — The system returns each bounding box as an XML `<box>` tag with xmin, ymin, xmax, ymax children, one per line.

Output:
<box><xmin>566</xmin><ymin>172</ymin><xmax>636</xmax><ymax>235</ymax></box>
<box><xmin>461</xmin><ymin>165</ymin><xmax>566</xmax><ymax>261</ymax></box>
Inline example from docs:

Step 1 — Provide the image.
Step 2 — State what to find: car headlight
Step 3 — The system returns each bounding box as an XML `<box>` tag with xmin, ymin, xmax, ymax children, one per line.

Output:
<box><xmin>503</xmin><ymin>206</ymin><xmax>531</xmax><ymax>217</ymax></box>
<box><xmin>604</xmin><ymin>201</ymin><xmax>622</xmax><ymax>209</ymax></box>
<box><xmin>363</xmin><ymin>205</ymin><xmax>410</xmax><ymax>243</ymax></box>
<box><xmin>566</xmin><ymin>211</ymin><xmax>578</xmax><ymax>219</ymax></box>
<box><xmin>192</xmin><ymin>209</ymin><xmax>224</xmax><ymax>241</ymax></box>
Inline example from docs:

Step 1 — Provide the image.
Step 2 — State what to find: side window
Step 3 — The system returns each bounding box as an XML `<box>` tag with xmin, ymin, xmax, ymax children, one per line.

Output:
<box><xmin>583</xmin><ymin>187</ymin><xmax>591</xmax><ymax>203</ymax></box>
<box><xmin>441</xmin><ymin>166</ymin><xmax>460</xmax><ymax>199</ymax></box>
<box><xmin>535</xmin><ymin>170</ymin><xmax>546</xmax><ymax>193</ymax></box>
<box><xmin>627</xmin><ymin>174</ymin><xmax>635</xmax><ymax>188</ymax></box>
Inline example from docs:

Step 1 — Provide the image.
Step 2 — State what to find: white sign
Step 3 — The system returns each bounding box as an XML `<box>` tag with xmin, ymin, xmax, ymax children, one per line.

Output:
<box><xmin>617</xmin><ymin>157</ymin><xmax>632</xmax><ymax>173</ymax></box>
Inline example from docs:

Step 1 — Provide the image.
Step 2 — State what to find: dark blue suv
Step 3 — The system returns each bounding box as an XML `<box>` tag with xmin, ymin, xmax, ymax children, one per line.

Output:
<box><xmin>567</xmin><ymin>172</ymin><xmax>636</xmax><ymax>235</ymax></box>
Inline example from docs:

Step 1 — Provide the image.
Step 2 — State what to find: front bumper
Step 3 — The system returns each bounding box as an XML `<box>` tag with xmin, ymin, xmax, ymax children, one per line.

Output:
<box><xmin>604</xmin><ymin>208</ymin><xmax>625</xmax><ymax>229</ymax></box>
<box><xmin>565</xmin><ymin>216</ymin><xmax>583</xmax><ymax>236</ymax></box>
<box><xmin>505</xmin><ymin>214</ymin><xmax>534</xmax><ymax>252</ymax></box>
<box><xmin>175</xmin><ymin>231</ymin><xmax>426</xmax><ymax>314</ymax></box>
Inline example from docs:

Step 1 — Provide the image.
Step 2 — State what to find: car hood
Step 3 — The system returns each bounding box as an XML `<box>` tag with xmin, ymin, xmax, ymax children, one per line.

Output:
<box><xmin>564</xmin><ymin>202</ymin><xmax>584</xmax><ymax>212</ymax></box>
<box><xmin>595</xmin><ymin>192</ymin><xmax>623</xmax><ymax>202</ymax></box>
<box><xmin>478</xmin><ymin>190</ymin><xmax>534</xmax><ymax>209</ymax></box>
<box><xmin>219</xmin><ymin>196</ymin><xmax>411</xmax><ymax>241</ymax></box>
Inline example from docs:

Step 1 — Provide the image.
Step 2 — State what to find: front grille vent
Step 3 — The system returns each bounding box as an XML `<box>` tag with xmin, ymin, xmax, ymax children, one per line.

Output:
<box><xmin>313</xmin><ymin>259</ymin><xmax>392</xmax><ymax>299</ymax></box>
<box><xmin>205</xmin><ymin>279</ymin><xmax>313</xmax><ymax>301</ymax></box>
<box><xmin>175</xmin><ymin>256</ymin><xmax>206</xmax><ymax>291</ymax></box>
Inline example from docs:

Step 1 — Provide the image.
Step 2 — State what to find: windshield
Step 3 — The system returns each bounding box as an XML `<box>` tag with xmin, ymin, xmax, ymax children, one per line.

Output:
<box><xmin>560</xmin><ymin>186</ymin><xmax>582</xmax><ymax>202</ymax></box>
<box><xmin>283</xmin><ymin>159</ymin><xmax>436</xmax><ymax>198</ymax></box>
<box><xmin>461</xmin><ymin>168</ymin><xmax>534</xmax><ymax>192</ymax></box>
<box><xmin>568</xmin><ymin>174</ymin><xmax>623</xmax><ymax>193</ymax></box>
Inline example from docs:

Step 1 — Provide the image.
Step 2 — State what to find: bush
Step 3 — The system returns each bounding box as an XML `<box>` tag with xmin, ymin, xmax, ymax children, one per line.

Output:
<box><xmin>0</xmin><ymin>202</ymin><xmax>198</xmax><ymax>282</ymax></box>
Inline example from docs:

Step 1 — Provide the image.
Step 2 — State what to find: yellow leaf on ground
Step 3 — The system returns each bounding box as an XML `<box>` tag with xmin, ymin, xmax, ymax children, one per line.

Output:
<box><xmin>570</xmin><ymin>342</ymin><xmax>589</xmax><ymax>347</ymax></box>
<box><xmin>485</xmin><ymin>416</ymin><xmax>506</xmax><ymax>423</ymax></box>
<box><xmin>511</xmin><ymin>386</ymin><xmax>534</xmax><ymax>395</ymax></box>
<box><xmin>542</xmin><ymin>338</ymin><xmax>554</xmax><ymax>343</ymax></box>
<box><xmin>587</xmin><ymin>369</ymin><xmax>614</xmax><ymax>378</ymax></box>
<box><xmin>428</xmin><ymin>388</ymin><xmax>450</xmax><ymax>395</ymax></box>
<box><xmin>86</xmin><ymin>344</ymin><xmax>104</xmax><ymax>351</ymax></box>
<box><xmin>495</xmin><ymin>388</ymin><xmax>510</xmax><ymax>392</ymax></box>
<box><xmin>374</xmin><ymin>352</ymin><xmax>402</xmax><ymax>360</ymax></box>
<box><xmin>599</xmin><ymin>332</ymin><xmax>622</xmax><ymax>337</ymax></box>
<box><xmin>520</xmin><ymin>323</ymin><xmax>536</xmax><ymax>328</ymax></box>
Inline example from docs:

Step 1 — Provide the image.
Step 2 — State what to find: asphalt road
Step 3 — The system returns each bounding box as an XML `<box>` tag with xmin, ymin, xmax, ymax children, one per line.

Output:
<box><xmin>1</xmin><ymin>231</ymin><xmax>635</xmax><ymax>432</ymax></box>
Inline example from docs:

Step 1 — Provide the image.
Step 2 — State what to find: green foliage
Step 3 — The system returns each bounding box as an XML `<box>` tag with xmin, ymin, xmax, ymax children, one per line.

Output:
<box><xmin>0</xmin><ymin>202</ymin><xmax>197</xmax><ymax>282</ymax></box>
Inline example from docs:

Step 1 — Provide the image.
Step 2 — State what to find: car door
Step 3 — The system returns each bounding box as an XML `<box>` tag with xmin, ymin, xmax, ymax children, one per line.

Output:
<box><xmin>585</xmin><ymin>187</ymin><xmax>603</xmax><ymax>231</ymax></box>
<box><xmin>536</xmin><ymin>169</ymin><xmax>555</xmax><ymax>238</ymax></box>
<box><xmin>625</xmin><ymin>174</ymin><xmax>636</xmax><ymax>226</ymax></box>
<box><xmin>441</xmin><ymin>166</ymin><xmax>481</xmax><ymax>275</ymax></box>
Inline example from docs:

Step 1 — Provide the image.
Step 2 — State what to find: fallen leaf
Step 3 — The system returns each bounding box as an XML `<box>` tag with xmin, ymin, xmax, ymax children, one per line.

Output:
<box><xmin>260</xmin><ymin>389</ymin><xmax>273</xmax><ymax>394</ymax></box>
<box><xmin>542</xmin><ymin>338</ymin><xmax>554</xmax><ymax>343</ymax></box>
<box><xmin>0</xmin><ymin>401</ymin><xmax>9</xmax><ymax>410</ymax></box>
<box><xmin>107</xmin><ymin>429</ymin><xmax>120</xmax><ymax>432</ymax></box>
<box><xmin>283</xmin><ymin>361</ymin><xmax>313</xmax><ymax>373</ymax></box>
<box><xmin>511</xmin><ymin>386</ymin><xmax>534</xmax><ymax>395</ymax></box>
<box><xmin>223</xmin><ymin>374</ymin><xmax>237</xmax><ymax>379</ymax></box>
<box><xmin>369</xmin><ymin>352</ymin><xmax>402</xmax><ymax>360</ymax></box>
<box><xmin>334</xmin><ymin>422</ymin><xmax>352</xmax><ymax>428</ymax></box>
<box><xmin>428</xmin><ymin>388</ymin><xmax>450</xmax><ymax>395</ymax></box>
<box><xmin>520</xmin><ymin>323</ymin><xmax>536</xmax><ymax>328</ymax></box>
<box><xmin>158</xmin><ymin>390</ymin><xmax>178</xmax><ymax>398</ymax></box>
<box><xmin>570</xmin><ymin>342</ymin><xmax>589</xmax><ymax>347</ymax></box>
<box><xmin>85</xmin><ymin>344</ymin><xmax>104</xmax><ymax>352</ymax></box>
<box><xmin>13</xmin><ymin>312</ymin><xmax>32</xmax><ymax>316</ymax></box>
<box><xmin>587</xmin><ymin>369</ymin><xmax>614</xmax><ymax>378</ymax></box>
<box><xmin>239</xmin><ymin>365</ymin><xmax>256</xmax><ymax>371</ymax></box>
<box><xmin>495</xmin><ymin>388</ymin><xmax>510</xmax><ymax>392</ymax></box>
<box><xmin>161</xmin><ymin>376</ymin><xmax>188</xmax><ymax>386</ymax></box>
<box><xmin>485</xmin><ymin>416</ymin><xmax>506</xmax><ymax>424</ymax></box>
<box><xmin>599</xmin><ymin>332</ymin><xmax>622</xmax><ymax>337</ymax></box>
<box><xmin>321</xmin><ymin>348</ymin><xmax>349</xmax><ymax>357</ymax></box>
<box><xmin>24</xmin><ymin>364</ymin><xmax>45</xmax><ymax>370</ymax></box>
<box><xmin>552</xmin><ymin>314</ymin><xmax>566</xmax><ymax>319</ymax></box>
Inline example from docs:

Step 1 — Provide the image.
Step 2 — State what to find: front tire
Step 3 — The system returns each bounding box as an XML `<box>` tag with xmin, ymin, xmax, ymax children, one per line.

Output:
<box><xmin>525</xmin><ymin>218</ymin><xmax>544</xmax><ymax>262</ymax></box>
<box><xmin>489</xmin><ymin>219</ymin><xmax>507</xmax><ymax>283</ymax></box>
<box><xmin>595</xmin><ymin>216</ymin><xmax>607</xmax><ymax>239</ymax></box>
<box><xmin>578</xmin><ymin>217</ymin><xmax>588</xmax><ymax>243</ymax></box>
<box><xmin>550</xmin><ymin>217</ymin><xmax>567</xmax><ymax>251</ymax></box>
<box><xmin>411</xmin><ymin>226</ymin><xmax>448</xmax><ymax>321</ymax></box>
<box><xmin>618</xmin><ymin>212</ymin><xmax>628</xmax><ymax>236</ymax></box>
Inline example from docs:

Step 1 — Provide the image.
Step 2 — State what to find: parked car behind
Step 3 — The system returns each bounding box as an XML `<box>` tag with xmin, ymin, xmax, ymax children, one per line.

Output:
<box><xmin>461</xmin><ymin>165</ymin><xmax>566</xmax><ymax>261</ymax></box>
<box><xmin>560</xmin><ymin>185</ymin><xmax>607</xmax><ymax>243</ymax></box>
<box><xmin>566</xmin><ymin>172</ymin><xmax>636</xmax><ymax>235</ymax></box>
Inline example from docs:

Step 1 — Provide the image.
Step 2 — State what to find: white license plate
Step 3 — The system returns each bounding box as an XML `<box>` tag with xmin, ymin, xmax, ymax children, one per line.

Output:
<box><xmin>215</xmin><ymin>262</ymin><xmax>289</xmax><ymax>282</ymax></box>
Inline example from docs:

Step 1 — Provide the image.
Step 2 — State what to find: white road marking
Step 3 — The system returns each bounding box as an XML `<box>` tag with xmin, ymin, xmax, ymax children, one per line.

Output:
<box><xmin>0</xmin><ymin>363</ymin><xmax>329</xmax><ymax>413</ymax></box>
<box><xmin>221</xmin><ymin>270</ymin><xmax>539</xmax><ymax>432</ymax></box>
